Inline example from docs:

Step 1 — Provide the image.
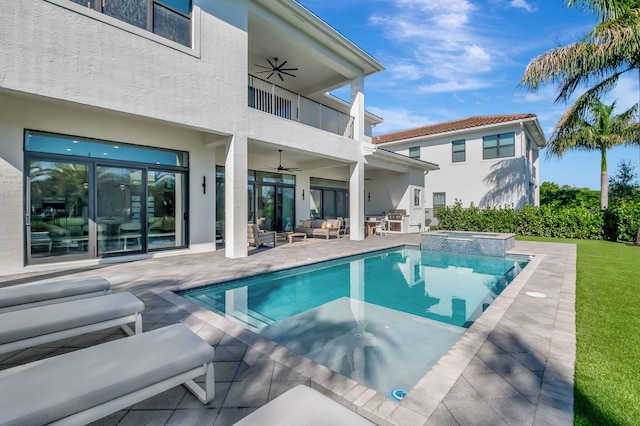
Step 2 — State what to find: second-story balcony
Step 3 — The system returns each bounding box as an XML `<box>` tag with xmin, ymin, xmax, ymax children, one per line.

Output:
<box><xmin>248</xmin><ymin>75</ymin><xmax>354</xmax><ymax>139</ymax></box>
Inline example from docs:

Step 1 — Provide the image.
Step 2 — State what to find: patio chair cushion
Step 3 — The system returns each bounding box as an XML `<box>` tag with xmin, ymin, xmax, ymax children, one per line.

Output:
<box><xmin>0</xmin><ymin>276</ymin><xmax>111</xmax><ymax>313</ymax></box>
<box><xmin>0</xmin><ymin>323</ymin><xmax>215</xmax><ymax>426</ymax></box>
<box><xmin>234</xmin><ymin>385</ymin><xmax>374</xmax><ymax>425</ymax></box>
<box><xmin>0</xmin><ymin>292</ymin><xmax>144</xmax><ymax>346</ymax></box>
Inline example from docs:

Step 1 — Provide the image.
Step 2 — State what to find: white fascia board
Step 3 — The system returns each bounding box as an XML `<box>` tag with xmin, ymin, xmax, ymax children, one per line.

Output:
<box><xmin>254</xmin><ymin>0</ymin><xmax>384</xmax><ymax>75</ymax></box>
<box><xmin>365</xmin><ymin>146</ymin><xmax>439</xmax><ymax>171</ymax></box>
<box><xmin>376</xmin><ymin>117</ymin><xmax>545</xmax><ymax>148</ymax></box>
<box><xmin>524</xmin><ymin>119</ymin><xmax>548</xmax><ymax>148</ymax></box>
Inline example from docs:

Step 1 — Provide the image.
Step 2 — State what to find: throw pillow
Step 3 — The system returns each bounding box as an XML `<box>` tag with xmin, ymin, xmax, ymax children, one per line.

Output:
<box><xmin>321</xmin><ymin>221</ymin><xmax>327</xmax><ymax>229</ymax></box>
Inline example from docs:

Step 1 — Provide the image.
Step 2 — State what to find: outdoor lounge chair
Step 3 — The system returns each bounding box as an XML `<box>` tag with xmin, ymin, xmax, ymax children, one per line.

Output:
<box><xmin>0</xmin><ymin>276</ymin><xmax>111</xmax><ymax>314</ymax></box>
<box><xmin>233</xmin><ymin>385</ymin><xmax>374</xmax><ymax>425</ymax></box>
<box><xmin>0</xmin><ymin>323</ymin><xmax>215</xmax><ymax>425</ymax></box>
<box><xmin>0</xmin><ymin>292</ymin><xmax>144</xmax><ymax>355</ymax></box>
<box><xmin>247</xmin><ymin>223</ymin><xmax>277</xmax><ymax>247</ymax></box>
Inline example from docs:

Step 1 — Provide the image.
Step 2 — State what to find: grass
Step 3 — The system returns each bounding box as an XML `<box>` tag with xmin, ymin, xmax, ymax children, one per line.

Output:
<box><xmin>517</xmin><ymin>237</ymin><xmax>640</xmax><ymax>425</ymax></box>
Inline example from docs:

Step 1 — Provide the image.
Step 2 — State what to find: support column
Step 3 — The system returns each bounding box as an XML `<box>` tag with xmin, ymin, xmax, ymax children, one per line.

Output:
<box><xmin>349</xmin><ymin>160</ymin><xmax>365</xmax><ymax>240</ymax></box>
<box><xmin>350</xmin><ymin>74</ymin><xmax>365</xmax><ymax>142</ymax></box>
<box><xmin>225</xmin><ymin>134</ymin><xmax>248</xmax><ymax>258</ymax></box>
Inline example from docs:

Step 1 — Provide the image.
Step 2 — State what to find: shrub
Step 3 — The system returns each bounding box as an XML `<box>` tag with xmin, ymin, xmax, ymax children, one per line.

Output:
<box><xmin>603</xmin><ymin>202</ymin><xmax>640</xmax><ymax>242</ymax></box>
<box><xmin>434</xmin><ymin>202</ymin><xmax>630</xmax><ymax>241</ymax></box>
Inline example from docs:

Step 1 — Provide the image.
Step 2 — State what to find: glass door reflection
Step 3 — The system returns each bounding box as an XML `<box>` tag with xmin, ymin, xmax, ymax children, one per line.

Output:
<box><xmin>147</xmin><ymin>170</ymin><xmax>186</xmax><ymax>249</ymax></box>
<box><xmin>256</xmin><ymin>185</ymin><xmax>275</xmax><ymax>231</ymax></box>
<box><xmin>27</xmin><ymin>160</ymin><xmax>90</xmax><ymax>263</ymax></box>
<box><xmin>96</xmin><ymin>166</ymin><xmax>144</xmax><ymax>255</ymax></box>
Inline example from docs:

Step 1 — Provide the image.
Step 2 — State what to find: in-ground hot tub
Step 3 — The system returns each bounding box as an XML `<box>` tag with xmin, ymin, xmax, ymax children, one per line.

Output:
<box><xmin>421</xmin><ymin>230</ymin><xmax>515</xmax><ymax>257</ymax></box>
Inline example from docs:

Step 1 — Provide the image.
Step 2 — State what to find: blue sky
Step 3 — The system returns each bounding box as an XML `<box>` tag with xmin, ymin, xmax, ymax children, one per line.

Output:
<box><xmin>298</xmin><ymin>0</ymin><xmax>640</xmax><ymax>190</ymax></box>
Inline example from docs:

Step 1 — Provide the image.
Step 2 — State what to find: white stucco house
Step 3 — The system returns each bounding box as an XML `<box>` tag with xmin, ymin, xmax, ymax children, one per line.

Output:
<box><xmin>0</xmin><ymin>0</ymin><xmax>437</xmax><ymax>275</ymax></box>
<box><xmin>373</xmin><ymin>114</ymin><xmax>547</xmax><ymax>224</ymax></box>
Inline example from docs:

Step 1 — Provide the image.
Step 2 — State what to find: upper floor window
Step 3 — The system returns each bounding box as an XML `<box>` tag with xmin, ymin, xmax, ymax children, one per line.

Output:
<box><xmin>452</xmin><ymin>139</ymin><xmax>465</xmax><ymax>163</ymax></box>
<box><xmin>409</xmin><ymin>146</ymin><xmax>420</xmax><ymax>159</ymax></box>
<box><xmin>69</xmin><ymin>0</ymin><xmax>191</xmax><ymax>47</ymax></box>
<box><xmin>483</xmin><ymin>132</ymin><xmax>515</xmax><ymax>159</ymax></box>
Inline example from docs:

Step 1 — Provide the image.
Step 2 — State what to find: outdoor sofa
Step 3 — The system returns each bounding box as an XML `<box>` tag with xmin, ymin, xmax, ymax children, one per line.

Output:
<box><xmin>295</xmin><ymin>219</ymin><xmax>342</xmax><ymax>239</ymax></box>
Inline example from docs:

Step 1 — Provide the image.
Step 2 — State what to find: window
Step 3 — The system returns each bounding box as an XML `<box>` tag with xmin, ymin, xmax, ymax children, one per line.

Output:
<box><xmin>25</xmin><ymin>130</ymin><xmax>189</xmax><ymax>265</ymax></box>
<box><xmin>452</xmin><ymin>139</ymin><xmax>465</xmax><ymax>163</ymax></box>
<box><xmin>483</xmin><ymin>132</ymin><xmax>515</xmax><ymax>159</ymax></box>
<box><xmin>409</xmin><ymin>146</ymin><xmax>420</xmax><ymax>159</ymax></box>
<box><xmin>69</xmin><ymin>0</ymin><xmax>191</xmax><ymax>47</ymax></box>
<box><xmin>433</xmin><ymin>192</ymin><xmax>446</xmax><ymax>210</ymax></box>
<box><xmin>414</xmin><ymin>189</ymin><xmax>421</xmax><ymax>207</ymax></box>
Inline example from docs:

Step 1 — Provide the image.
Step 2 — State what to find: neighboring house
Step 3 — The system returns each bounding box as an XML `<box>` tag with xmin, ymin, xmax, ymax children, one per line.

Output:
<box><xmin>0</xmin><ymin>0</ymin><xmax>437</xmax><ymax>275</ymax></box>
<box><xmin>373</xmin><ymin>114</ymin><xmax>547</xmax><ymax>224</ymax></box>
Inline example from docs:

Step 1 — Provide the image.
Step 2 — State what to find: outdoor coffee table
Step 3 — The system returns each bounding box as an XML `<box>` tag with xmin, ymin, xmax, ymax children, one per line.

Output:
<box><xmin>285</xmin><ymin>232</ymin><xmax>307</xmax><ymax>243</ymax></box>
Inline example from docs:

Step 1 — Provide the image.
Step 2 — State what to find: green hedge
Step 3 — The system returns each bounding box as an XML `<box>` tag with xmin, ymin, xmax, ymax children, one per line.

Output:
<box><xmin>435</xmin><ymin>201</ymin><xmax>640</xmax><ymax>243</ymax></box>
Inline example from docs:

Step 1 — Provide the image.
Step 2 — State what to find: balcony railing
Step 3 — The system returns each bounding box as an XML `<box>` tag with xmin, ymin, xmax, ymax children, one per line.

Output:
<box><xmin>248</xmin><ymin>75</ymin><xmax>354</xmax><ymax>138</ymax></box>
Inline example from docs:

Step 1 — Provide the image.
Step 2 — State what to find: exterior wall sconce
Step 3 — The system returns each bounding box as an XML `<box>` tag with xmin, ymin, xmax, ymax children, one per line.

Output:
<box><xmin>302</xmin><ymin>189</ymin><xmax>305</xmax><ymax>200</ymax></box>
<box><xmin>202</xmin><ymin>176</ymin><xmax>206</xmax><ymax>194</ymax></box>
<box><xmin>368</xmin><ymin>192</ymin><xmax>371</xmax><ymax>202</ymax></box>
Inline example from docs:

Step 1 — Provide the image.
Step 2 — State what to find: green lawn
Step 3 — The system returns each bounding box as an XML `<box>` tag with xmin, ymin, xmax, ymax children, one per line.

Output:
<box><xmin>517</xmin><ymin>237</ymin><xmax>640</xmax><ymax>425</ymax></box>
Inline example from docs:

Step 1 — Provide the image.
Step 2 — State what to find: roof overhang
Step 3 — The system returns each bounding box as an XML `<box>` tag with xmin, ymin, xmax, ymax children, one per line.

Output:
<box><xmin>251</xmin><ymin>0</ymin><xmax>384</xmax><ymax>78</ymax></box>
<box><xmin>364</xmin><ymin>145</ymin><xmax>439</xmax><ymax>172</ymax></box>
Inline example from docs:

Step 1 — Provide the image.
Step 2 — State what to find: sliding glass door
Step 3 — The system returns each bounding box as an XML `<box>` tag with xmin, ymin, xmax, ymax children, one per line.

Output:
<box><xmin>96</xmin><ymin>166</ymin><xmax>144</xmax><ymax>255</ymax></box>
<box><xmin>147</xmin><ymin>170</ymin><xmax>186</xmax><ymax>249</ymax></box>
<box><xmin>27</xmin><ymin>160</ymin><xmax>91</xmax><ymax>263</ymax></box>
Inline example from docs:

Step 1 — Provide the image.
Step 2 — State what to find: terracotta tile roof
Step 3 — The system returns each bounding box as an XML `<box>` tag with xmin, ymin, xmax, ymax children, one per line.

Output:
<box><xmin>372</xmin><ymin>114</ymin><xmax>537</xmax><ymax>144</ymax></box>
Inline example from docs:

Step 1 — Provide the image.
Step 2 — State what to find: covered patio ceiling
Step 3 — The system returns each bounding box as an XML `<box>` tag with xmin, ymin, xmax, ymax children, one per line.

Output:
<box><xmin>248</xmin><ymin>1</ymin><xmax>383</xmax><ymax>98</ymax></box>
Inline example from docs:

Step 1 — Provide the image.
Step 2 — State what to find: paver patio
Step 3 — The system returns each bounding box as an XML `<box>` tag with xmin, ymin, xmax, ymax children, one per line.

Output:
<box><xmin>0</xmin><ymin>235</ymin><xmax>575</xmax><ymax>425</ymax></box>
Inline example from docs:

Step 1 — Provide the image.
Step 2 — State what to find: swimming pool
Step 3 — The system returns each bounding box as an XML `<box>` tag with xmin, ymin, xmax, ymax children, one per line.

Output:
<box><xmin>179</xmin><ymin>246</ymin><xmax>528</xmax><ymax>398</ymax></box>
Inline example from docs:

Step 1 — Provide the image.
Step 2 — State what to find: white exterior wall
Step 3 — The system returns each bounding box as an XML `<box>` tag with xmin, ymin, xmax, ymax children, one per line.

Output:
<box><xmin>388</xmin><ymin>124</ymin><xmax>540</xmax><ymax>211</ymax></box>
<box><xmin>0</xmin><ymin>93</ymin><xmax>217</xmax><ymax>275</ymax></box>
<box><xmin>0</xmin><ymin>0</ymin><xmax>406</xmax><ymax>274</ymax></box>
<box><xmin>0</xmin><ymin>0</ymin><xmax>248</xmax><ymax>135</ymax></box>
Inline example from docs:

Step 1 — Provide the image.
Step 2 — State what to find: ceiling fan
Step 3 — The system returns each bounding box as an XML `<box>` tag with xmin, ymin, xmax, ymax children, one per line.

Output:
<box><xmin>255</xmin><ymin>57</ymin><xmax>298</xmax><ymax>81</ymax></box>
<box><xmin>261</xmin><ymin>150</ymin><xmax>301</xmax><ymax>172</ymax></box>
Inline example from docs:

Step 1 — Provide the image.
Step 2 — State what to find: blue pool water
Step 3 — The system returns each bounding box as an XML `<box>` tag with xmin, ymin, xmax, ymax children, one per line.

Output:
<box><xmin>179</xmin><ymin>246</ymin><xmax>527</xmax><ymax>397</ymax></box>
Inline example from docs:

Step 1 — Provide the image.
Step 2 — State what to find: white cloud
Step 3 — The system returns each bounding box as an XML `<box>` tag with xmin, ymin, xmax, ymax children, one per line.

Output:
<box><xmin>513</xmin><ymin>85</ymin><xmax>558</xmax><ymax>103</ymax></box>
<box><xmin>369</xmin><ymin>0</ymin><xmax>500</xmax><ymax>91</ymax></box>
<box><xmin>418</xmin><ymin>78</ymin><xmax>493</xmax><ymax>93</ymax></box>
<box><xmin>510</xmin><ymin>0</ymin><xmax>536</xmax><ymax>12</ymax></box>
<box><xmin>367</xmin><ymin>107</ymin><xmax>434</xmax><ymax>134</ymax></box>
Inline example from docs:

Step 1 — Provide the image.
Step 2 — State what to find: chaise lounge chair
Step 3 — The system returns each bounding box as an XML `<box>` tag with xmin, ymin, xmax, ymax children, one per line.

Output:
<box><xmin>0</xmin><ymin>276</ymin><xmax>111</xmax><ymax>314</ymax></box>
<box><xmin>0</xmin><ymin>323</ymin><xmax>215</xmax><ymax>425</ymax></box>
<box><xmin>233</xmin><ymin>385</ymin><xmax>373</xmax><ymax>425</ymax></box>
<box><xmin>0</xmin><ymin>292</ymin><xmax>144</xmax><ymax>355</ymax></box>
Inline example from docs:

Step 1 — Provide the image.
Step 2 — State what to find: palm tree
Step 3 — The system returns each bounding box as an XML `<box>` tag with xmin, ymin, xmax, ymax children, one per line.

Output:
<box><xmin>547</xmin><ymin>98</ymin><xmax>637</xmax><ymax>209</ymax></box>
<box><xmin>520</xmin><ymin>0</ymin><xmax>640</xmax><ymax>235</ymax></box>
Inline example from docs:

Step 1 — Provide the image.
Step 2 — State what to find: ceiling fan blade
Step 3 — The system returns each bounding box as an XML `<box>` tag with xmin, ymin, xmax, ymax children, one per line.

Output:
<box><xmin>255</xmin><ymin>64</ymin><xmax>272</xmax><ymax>69</ymax></box>
<box><xmin>280</xmin><ymin>67</ymin><xmax>298</xmax><ymax>71</ymax></box>
<box><xmin>266</xmin><ymin>72</ymin><xmax>275</xmax><ymax>80</ymax></box>
<box><xmin>278</xmin><ymin>73</ymin><xmax>284</xmax><ymax>81</ymax></box>
<box><xmin>267</xmin><ymin>58</ymin><xmax>276</xmax><ymax>69</ymax></box>
<box><xmin>280</xmin><ymin>71</ymin><xmax>297</xmax><ymax>78</ymax></box>
<box><xmin>255</xmin><ymin>70</ymin><xmax>272</xmax><ymax>74</ymax></box>
<box><xmin>279</xmin><ymin>60</ymin><xmax>288</xmax><ymax>68</ymax></box>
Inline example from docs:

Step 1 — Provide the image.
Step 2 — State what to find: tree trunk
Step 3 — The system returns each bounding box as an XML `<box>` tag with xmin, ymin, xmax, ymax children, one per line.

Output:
<box><xmin>600</xmin><ymin>149</ymin><xmax>608</xmax><ymax>210</ymax></box>
<box><xmin>600</xmin><ymin>171</ymin><xmax>608</xmax><ymax>210</ymax></box>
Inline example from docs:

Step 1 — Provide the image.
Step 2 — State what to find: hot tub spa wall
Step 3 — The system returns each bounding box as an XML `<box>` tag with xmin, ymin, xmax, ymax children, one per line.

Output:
<box><xmin>421</xmin><ymin>231</ymin><xmax>515</xmax><ymax>257</ymax></box>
